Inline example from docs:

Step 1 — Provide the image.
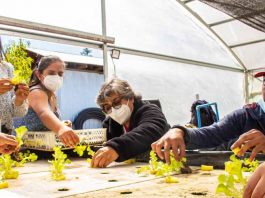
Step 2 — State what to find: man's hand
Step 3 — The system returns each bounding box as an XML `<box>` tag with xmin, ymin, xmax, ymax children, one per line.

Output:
<box><xmin>243</xmin><ymin>162</ymin><xmax>265</xmax><ymax>198</ymax></box>
<box><xmin>0</xmin><ymin>133</ymin><xmax>18</xmax><ymax>154</ymax></box>
<box><xmin>91</xmin><ymin>146</ymin><xmax>119</xmax><ymax>168</ymax></box>
<box><xmin>0</xmin><ymin>79</ymin><xmax>14</xmax><ymax>95</ymax></box>
<box><xmin>231</xmin><ymin>129</ymin><xmax>265</xmax><ymax>161</ymax></box>
<box><xmin>151</xmin><ymin>128</ymin><xmax>186</xmax><ymax>164</ymax></box>
<box><xmin>15</xmin><ymin>84</ymin><xmax>29</xmax><ymax>106</ymax></box>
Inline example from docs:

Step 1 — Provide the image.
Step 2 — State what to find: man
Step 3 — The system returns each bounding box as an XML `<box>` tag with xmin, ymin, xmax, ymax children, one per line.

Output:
<box><xmin>152</xmin><ymin>69</ymin><xmax>265</xmax><ymax>164</ymax></box>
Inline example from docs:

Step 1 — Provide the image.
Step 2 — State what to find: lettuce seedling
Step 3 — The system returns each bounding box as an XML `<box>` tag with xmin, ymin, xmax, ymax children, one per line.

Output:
<box><xmin>49</xmin><ymin>147</ymin><xmax>71</xmax><ymax>181</ymax></box>
<box><xmin>15</xmin><ymin>150</ymin><xmax>38</xmax><ymax>167</ymax></box>
<box><xmin>15</xmin><ymin>126</ymin><xmax>28</xmax><ymax>147</ymax></box>
<box><xmin>86</xmin><ymin>146</ymin><xmax>95</xmax><ymax>165</ymax></box>
<box><xmin>216</xmin><ymin>149</ymin><xmax>259</xmax><ymax>198</ymax></box>
<box><xmin>137</xmin><ymin>151</ymin><xmax>185</xmax><ymax>183</ymax></box>
<box><xmin>73</xmin><ymin>145</ymin><xmax>87</xmax><ymax>157</ymax></box>
<box><xmin>0</xmin><ymin>155</ymin><xmax>19</xmax><ymax>179</ymax></box>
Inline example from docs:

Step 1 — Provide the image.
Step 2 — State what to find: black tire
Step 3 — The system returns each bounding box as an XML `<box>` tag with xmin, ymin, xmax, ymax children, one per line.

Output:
<box><xmin>73</xmin><ymin>107</ymin><xmax>106</xmax><ymax>129</ymax></box>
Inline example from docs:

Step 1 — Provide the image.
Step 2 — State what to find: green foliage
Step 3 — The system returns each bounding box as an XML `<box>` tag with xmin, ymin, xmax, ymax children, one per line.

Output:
<box><xmin>73</xmin><ymin>145</ymin><xmax>87</xmax><ymax>157</ymax></box>
<box><xmin>5</xmin><ymin>39</ymin><xmax>33</xmax><ymax>84</ymax></box>
<box><xmin>73</xmin><ymin>144</ymin><xmax>95</xmax><ymax>166</ymax></box>
<box><xmin>15</xmin><ymin>126</ymin><xmax>28</xmax><ymax>147</ymax></box>
<box><xmin>216</xmin><ymin>154</ymin><xmax>259</xmax><ymax>198</ymax></box>
<box><xmin>87</xmin><ymin>145</ymin><xmax>95</xmax><ymax>156</ymax></box>
<box><xmin>136</xmin><ymin>151</ymin><xmax>185</xmax><ymax>183</ymax></box>
<box><xmin>0</xmin><ymin>155</ymin><xmax>19</xmax><ymax>179</ymax></box>
<box><xmin>49</xmin><ymin>146</ymin><xmax>71</xmax><ymax>181</ymax></box>
<box><xmin>86</xmin><ymin>146</ymin><xmax>95</xmax><ymax>165</ymax></box>
<box><xmin>243</xmin><ymin>158</ymin><xmax>259</xmax><ymax>172</ymax></box>
<box><xmin>0</xmin><ymin>126</ymin><xmax>31</xmax><ymax>180</ymax></box>
<box><xmin>15</xmin><ymin>150</ymin><xmax>38</xmax><ymax>167</ymax></box>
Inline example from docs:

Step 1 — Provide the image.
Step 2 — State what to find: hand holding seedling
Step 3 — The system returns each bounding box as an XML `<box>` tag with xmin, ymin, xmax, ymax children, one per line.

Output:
<box><xmin>151</xmin><ymin>128</ymin><xmax>186</xmax><ymax>163</ymax></box>
<box><xmin>91</xmin><ymin>146</ymin><xmax>118</xmax><ymax>168</ymax></box>
<box><xmin>14</xmin><ymin>83</ymin><xmax>29</xmax><ymax>106</ymax></box>
<box><xmin>231</xmin><ymin>129</ymin><xmax>265</xmax><ymax>161</ymax></box>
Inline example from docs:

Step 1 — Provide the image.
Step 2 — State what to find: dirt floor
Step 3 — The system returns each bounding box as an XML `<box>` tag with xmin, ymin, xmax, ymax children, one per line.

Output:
<box><xmin>68</xmin><ymin>168</ymin><xmax>227</xmax><ymax>198</ymax></box>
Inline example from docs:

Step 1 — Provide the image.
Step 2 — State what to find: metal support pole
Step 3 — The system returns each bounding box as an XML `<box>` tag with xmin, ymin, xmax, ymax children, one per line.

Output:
<box><xmin>0</xmin><ymin>16</ymin><xmax>114</xmax><ymax>44</ymax></box>
<box><xmin>244</xmin><ymin>71</ymin><xmax>249</xmax><ymax>103</ymax></box>
<box><xmin>101</xmin><ymin>0</ymin><xmax>108</xmax><ymax>81</ymax></box>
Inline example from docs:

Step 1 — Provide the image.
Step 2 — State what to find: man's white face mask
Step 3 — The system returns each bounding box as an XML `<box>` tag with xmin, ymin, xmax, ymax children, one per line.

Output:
<box><xmin>108</xmin><ymin>100</ymin><xmax>131</xmax><ymax>125</ymax></box>
<box><xmin>43</xmin><ymin>75</ymin><xmax>63</xmax><ymax>92</ymax></box>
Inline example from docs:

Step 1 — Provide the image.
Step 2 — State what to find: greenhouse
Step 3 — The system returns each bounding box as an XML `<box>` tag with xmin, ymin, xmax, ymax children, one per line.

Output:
<box><xmin>0</xmin><ymin>0</ymin><xmax>265</xmax><ymax>197</ymax></box>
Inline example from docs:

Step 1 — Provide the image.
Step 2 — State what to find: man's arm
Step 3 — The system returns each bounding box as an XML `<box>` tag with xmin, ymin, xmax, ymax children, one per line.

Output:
<box><xmin>152</xmin><ymin>108</ymin><xmax>246</xmax><ymax>163</ymax></box>
<box><xmin>177</xmin><ymin>108</ymin><xmax>244</xmax><ymax>149</ymax></box>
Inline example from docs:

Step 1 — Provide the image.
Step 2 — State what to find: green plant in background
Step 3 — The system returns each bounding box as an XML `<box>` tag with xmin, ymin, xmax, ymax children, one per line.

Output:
<box><xmin>216</xmin><ymin>150</ymin><xmax>259</xmax><ymax>198</ymax></box>
<box><xmin>15</xmin><ymin>126</ymin><xmax>28</xmax><ymax>147</ymax></box>
<box><xmin>5</xmin><ymin>39</ymin><xmax>33</xmax><ymax>84</ymax></box>
<box><xmin>136</xmin><ymin>150</ymin><xmax>185</xmax><ymax>183</ymax></box>
<box><xmin>15</xmin><ymin>150</ymin><xmax>38</xmax><ymax>167</ymax></box>
<box><xmin>49</xmin><ymin>146</ymin><xmax>71</xmax><ymax>181</ymax></box>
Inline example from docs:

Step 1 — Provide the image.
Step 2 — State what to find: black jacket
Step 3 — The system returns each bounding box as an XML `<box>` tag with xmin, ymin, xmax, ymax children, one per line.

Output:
<box><xmin>103</xmin><ymin>98</ymin><xmax>170</xmax><ymax>162</ymax></box>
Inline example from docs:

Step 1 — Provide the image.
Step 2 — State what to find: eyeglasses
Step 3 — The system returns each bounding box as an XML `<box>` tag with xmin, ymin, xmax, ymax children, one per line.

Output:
<box><xmin>101</xmin><ymin>96</ymin><xmax>123</xmax><ymax>114</ymax></box>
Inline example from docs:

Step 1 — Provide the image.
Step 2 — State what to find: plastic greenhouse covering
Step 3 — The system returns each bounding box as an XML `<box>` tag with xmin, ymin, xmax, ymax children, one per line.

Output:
<box><xmin>0</xmin><ymin>0</ymin><xmax>264</xmax><ymax>125</ymax></box>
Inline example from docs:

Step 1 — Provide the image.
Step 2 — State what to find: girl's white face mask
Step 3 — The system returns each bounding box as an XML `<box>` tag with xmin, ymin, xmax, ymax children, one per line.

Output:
<box><xmin>108</xmin><ymin>100</ymin><xmax>131</xmax><ymax>125</ymax></box>
<box><xmin>43</xmin><ymin>75</ymin><xmax>63</xmax><ymax>92</ymax></box>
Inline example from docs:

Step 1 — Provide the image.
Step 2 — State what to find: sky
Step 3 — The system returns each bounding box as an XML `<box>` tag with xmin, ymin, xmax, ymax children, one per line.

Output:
<box><xmin>0</xmin><ymin>0</ymin><xmax>103</xmax><ymax>58</ymax></box>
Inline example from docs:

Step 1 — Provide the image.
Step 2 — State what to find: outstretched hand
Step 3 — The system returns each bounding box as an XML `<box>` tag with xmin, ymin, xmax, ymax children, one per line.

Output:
<box><xmin>91</xmin><ymin>146</ymin><xmax>118</xmax><ymax>168</ymax></box>
<box><xmin>151</xmin><ymin>128</ymin><xmax>186</xmax><ymax>164</ymax></box>
<box><xmin>231</xmin><ymin>129</ymin><xmax>265</xmax><ymax>161</ymax></box>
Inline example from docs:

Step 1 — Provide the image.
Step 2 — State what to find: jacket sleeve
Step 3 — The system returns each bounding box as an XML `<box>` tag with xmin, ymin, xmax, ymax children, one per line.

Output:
<box><xmin>105</xmin><ymin>104</ymin><xmax>170</xmax><ymax>162</ymax></box>
<box><xmin>182</xmin><ymin>109</ymin><xmax>246</xmax><ymax>149</ymax></box>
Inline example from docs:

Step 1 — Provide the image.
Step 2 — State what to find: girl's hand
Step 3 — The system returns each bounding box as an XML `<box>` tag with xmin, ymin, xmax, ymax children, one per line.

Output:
<box><xmin>58</xmin><ymin>127</ymin><xmax>79</xmax><ymax>147</ymax></box>
<box><xmin>14</xmin><ymin>84</ymin><xmax>29</xmax><ymax>105</ymax></box>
